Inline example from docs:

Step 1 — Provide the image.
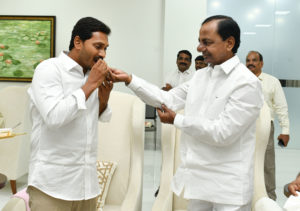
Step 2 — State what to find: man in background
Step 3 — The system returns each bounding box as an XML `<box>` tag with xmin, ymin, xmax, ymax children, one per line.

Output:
<box><xmin>246</xmin><ymin>50</ymin><xmax>290</xmax><ymax>201</ymax></box>
<box><xmin>195</xmin><ymin>55</ymin><xmax>208</xmax><ymax>70</ymax></box>
<box><xmin>162</xmin><ymin>50</ymin><xmax>194</xmax><ymax>91</ymax></box>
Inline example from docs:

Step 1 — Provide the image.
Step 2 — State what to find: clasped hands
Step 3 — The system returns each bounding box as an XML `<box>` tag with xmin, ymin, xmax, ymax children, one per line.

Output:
<box><xmin>83</xmin><ymin>59</ymin><xmax>113</xmax><ymax>108</ymax></box>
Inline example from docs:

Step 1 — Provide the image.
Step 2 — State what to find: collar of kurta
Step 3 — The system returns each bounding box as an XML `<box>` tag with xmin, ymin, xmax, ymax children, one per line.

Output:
<box><xmin>60</xmin><ymin>51</ymin><xmax>84</xmax><ymax>75</ymax></box>
<box><xmin>258</xmin><ymin>72</ymin><xmax>264</xmax><ymax>81</ymax></box>
<box><xmin>177</xmin><ymin>69</ymin><xmax>192</xmax><ymax>75</ymax></box>
<box><xmin>207</xmin><ymin>55</ymin><xmax>240</xmax><ymax>75</ymax></box>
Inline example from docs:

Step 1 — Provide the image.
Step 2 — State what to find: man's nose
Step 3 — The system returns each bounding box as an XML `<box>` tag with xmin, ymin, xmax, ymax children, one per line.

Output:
<box><xmin>99</xmin><ymin>49</ymin><xmax>106</xmax><ymax>59</ymax></box>
<box><xmin>197</xmin><ymin>43</ymin><xmax>205</xmax><ymax>52</ymax></box>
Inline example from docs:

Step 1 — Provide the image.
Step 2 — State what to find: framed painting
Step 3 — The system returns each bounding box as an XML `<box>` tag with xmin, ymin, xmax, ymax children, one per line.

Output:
<box><xmin>0</xmin><ymin>16</ymin><xmax>56</xmax><ymax>82</ymax></box>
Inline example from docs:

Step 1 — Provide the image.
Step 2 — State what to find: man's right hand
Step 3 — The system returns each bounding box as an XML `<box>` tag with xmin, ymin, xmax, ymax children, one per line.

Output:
<box><xmin>82</xmin><ymin>59</ymin><xmax>109</xmax><ymax>100</ymax></box>
<box><xmin>162</xmin><ymin>83</ymin><xmax>172</xmax><ymax>91</ymax></box>
<box><xmin>87</xmin><ymin>59</ymin><xmax>109</xmax><ymax>88</ymax></box>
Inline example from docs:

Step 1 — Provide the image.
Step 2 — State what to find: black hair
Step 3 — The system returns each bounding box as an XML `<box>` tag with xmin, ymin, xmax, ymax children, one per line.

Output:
<box><xmin>202</xmin><ymin>15</ymin><xmax>240</xmax><ymax>54</ymax></box>
<box><xmin>195</xmin><ymin>55</ymin><xmax>205</xmax><ymax>61</ymax></box>
<box><xmin>248</xmin><ymin>50</ymin><xmax>263</xmax><ymax>61</ymax></box>
<box><xmin>69</xmin><ymin>17</ymin><xmax>111</xmax><ymax>51</ymax></box>
<box><xmin>177</xmin><ymin>50</ymin><xmax>192</xmax><ymax>61</ymax></box>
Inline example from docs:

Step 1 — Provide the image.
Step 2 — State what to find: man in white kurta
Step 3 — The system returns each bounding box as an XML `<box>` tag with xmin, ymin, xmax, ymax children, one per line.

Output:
<box><xmin>162</xmin><ymin>50</ymin><xmax>194</xmax><ymax>91</ymax></box>
<box><xmin>112</xmin><ymin>15</ymin><xmax>263</xmax><ymax>210</ymax></box>
<box><xmin>163</xmin><ymin>68</ymin><xmax>194</xmax><ymax>89</ymax></box>
<box><xmin>27</xmin><ymin>17</ymin><xmax>113</xmax><ymax>211</ymax></box>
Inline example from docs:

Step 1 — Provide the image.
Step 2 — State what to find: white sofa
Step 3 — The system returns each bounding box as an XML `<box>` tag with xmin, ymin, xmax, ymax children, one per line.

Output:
<box><xmin>152</xmin><ymin>103</ymin><xmax>283</xmax><ymax>211</ymax></box>
<box><xmin>0</xmin><ymin>85</ymin><xmax>31</xmax><ymax>194</ymax></box>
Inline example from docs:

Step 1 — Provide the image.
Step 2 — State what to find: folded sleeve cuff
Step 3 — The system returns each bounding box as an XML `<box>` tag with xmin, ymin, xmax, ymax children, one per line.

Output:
<box><xmin>127</xmin><ymin>74</ymin><xmax>140</xmax><ymax>91</ymax></box>
<box><xmin>73</xmin><ymin>89</ymin><xmax>87</xmax><ymax>110</ymax></box>
<box><xmin>281</xmin><ymin>128</ymin><xmax>289</xmax><ymax>135</ymax></box>
<box><xmin>174</xmin><ymin>113</ymin><xmax>185</xmax><ymax>129</ymax></box>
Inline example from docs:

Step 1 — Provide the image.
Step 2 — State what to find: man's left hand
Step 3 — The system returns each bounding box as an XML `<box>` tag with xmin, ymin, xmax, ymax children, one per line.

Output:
<box><xmin>98</xmin><ymin>80</ymin><xmax>113</xmax><ymax>115</ymax></box>
<box><xmin>157</xmin><ymin>104</ymin><xmax>176</xmax><ymax>124</ymax></box>
<box><xmin>277</xmin><ymin>134</ymin><xmax>290</xmax><ymax>147</ymax></box>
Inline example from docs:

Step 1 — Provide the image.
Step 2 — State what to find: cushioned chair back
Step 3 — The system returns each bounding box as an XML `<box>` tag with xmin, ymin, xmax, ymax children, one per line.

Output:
<box><xmin>97</xmin><ymin>91</ymin><xmax>144</xmax><ymax>206</ymax></box>
<box><xmin>173</xmin><ymin>128</ymin><xmax>188</xmax><ymax>210</ymax></box>
<box><xmin>163</xmin><ymin>110</ymin><xmax>188</xmax><ymax>210</ymax></box>
<box><xmin>0</xmin><ymin>85</ymin><xmax>31</xmax><ymax>179</ymax></box>
<box><xmin>252</xmin><ymin>102</ymin><xmax>271</xmax><ymax>205</ymax></box>
<box><xmin>252</xmin><ymin>102</ymin><xmax>283</xmax><ymax>211</ymax></box>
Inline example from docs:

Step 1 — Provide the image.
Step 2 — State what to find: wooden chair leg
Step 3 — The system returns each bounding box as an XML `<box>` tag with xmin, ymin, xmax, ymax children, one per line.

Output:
<box><xmin>10</xmin><ymin>180</ymin><xmax>17</xmax><ymax>194</ymax></box>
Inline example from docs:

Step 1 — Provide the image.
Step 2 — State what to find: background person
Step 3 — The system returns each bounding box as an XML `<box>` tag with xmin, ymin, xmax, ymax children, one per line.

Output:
<box><xmin>246</xmin><ymin>50</ymin><xmax>290</xmax><ymax>201</ymax></box>
<box><xmin>195</xmin><ymin>55</ymin><xmax>208</xmax><ymax>70</ymax></box>
<box><xmin>288</xmin><ymin>173</ymin><xmax>300</xmax><ymax>197</ymax></box>
<box><xmin>162</xmin><ymin>50</ymin><xmax>194</xmax><ymax>91</ymax></box>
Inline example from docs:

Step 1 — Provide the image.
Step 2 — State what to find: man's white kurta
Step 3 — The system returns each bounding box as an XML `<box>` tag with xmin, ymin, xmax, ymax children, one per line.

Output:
<box><xmin>164</xmin><ymin>68</ymin><xmax>194</xmax><ymax>88</ymax></box>
<box><xmin>128</xmin><ymin>55</ymin><xmax>263</xmax><ymax>205</ymax></box>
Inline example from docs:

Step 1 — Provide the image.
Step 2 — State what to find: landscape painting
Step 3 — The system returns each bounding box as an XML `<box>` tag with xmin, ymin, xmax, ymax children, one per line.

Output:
<box><xmin>0</xmin><ymin>16</ymin><xmax>55</xmax><ymax>81</ymax></box>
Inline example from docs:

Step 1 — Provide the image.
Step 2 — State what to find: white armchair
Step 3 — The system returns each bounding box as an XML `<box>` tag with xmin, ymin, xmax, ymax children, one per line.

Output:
<box><xmin>152</xmin><ymin>104</ymin><xmax>283</xmax><ymax>211</ymax></box>
<box><xmin>0</xmin><ymin>85</ymin><xmax>31</xmax><ymax>194</ymax></box>
<box><xmin>152</xmin><ymin>110</ymin><xmax>187</xmax><ymax>211</ymax></box>
<box><xmin>252</xmin><ymin>102</ymin><xmax>282</xmax><ymax>211</ymax></box>
<box><xmin>97</xmin><ymin>90</ymin><xmax>145</xmax><ymax>211</ymax></box>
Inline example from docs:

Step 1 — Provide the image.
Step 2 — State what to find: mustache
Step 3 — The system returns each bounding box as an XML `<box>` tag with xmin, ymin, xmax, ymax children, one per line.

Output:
<box><xmin>247</xmin><ymin>64</ymin><xmax>255</xmax><ymax>68</ymax></box>
<box><xmin>179</xmin><ymin>62</ymin><xmax>187</xmax><ymax>66</ymax></box>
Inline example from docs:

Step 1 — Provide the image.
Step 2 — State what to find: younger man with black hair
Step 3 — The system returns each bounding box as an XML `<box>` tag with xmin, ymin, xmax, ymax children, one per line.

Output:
<box><xmin>27</xmin><ymin>17</ymin><xmax>113</xmax><ymax>211</ymax></box>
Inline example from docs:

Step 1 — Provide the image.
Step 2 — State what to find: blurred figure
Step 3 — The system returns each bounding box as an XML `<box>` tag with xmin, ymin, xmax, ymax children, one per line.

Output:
<box><xmin>195</xmin><ymin>55</ymin><xmax>208</xmax><ymax>70</ymax></box>
<box><xmin>246</xmin><ymin>50</ymin><xmax>290</xmax><ymax>201</ymax></box>
<box><xmin>162</xmin><ymin>50</ymin><xmax>193</xmax><ymax>91</ymax></box>
<box><xmin>288</xmin><ymin>173</ymin><xmax>300</xmax><ymax>197</ymax></box>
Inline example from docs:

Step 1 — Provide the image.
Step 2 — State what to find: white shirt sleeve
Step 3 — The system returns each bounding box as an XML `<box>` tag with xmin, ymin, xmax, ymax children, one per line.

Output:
<box><xmin>30</xmin><ymin>62</ymin><xmax>87</xmax><ymax>129</ymax></box>
<box><xmin>128</xmin><ymin>74</ymin><xmax>188</xmax><ymax>111</ymax></box>
<box><xmin>273</xmin><ymin>79</ymin><xmax>290</xmax><ymax>134</ymax></box>
<box><xmin>174</xmin><ymin>80</ymin><xmax>263</xmax><ymax>146</ymax></box>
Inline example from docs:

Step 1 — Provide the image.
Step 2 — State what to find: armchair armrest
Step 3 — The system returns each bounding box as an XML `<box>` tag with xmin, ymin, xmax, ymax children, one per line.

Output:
<box><xmin>121</xmin><ymin>98</ymin><xmax>145</xmax><ymax>211</ymax></box>
<box><xmin>152</xmin><ymin>124</ymin><xmax>177</xmax><ymax>211</ymax></box>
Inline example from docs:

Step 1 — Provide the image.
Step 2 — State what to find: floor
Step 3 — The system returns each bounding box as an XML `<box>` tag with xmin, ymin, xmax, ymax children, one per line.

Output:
<box><xmin>0</xmin><ymin>122</ymin><xmax>299</xmax><ymax>210</ymax></box>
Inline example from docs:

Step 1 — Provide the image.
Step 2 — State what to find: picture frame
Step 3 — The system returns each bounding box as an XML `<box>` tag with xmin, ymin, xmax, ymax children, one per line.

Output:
<box><xmin>0</xmin><ymin>15</ymin><xmax>56</xmax><ymax>82</ymax></box>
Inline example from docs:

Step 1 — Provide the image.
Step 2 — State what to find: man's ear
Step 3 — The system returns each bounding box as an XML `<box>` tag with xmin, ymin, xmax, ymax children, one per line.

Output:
<box><xmin>74</xmin><ymin>36</ymin><xmax>82</xmax><ymax>50</ymax></box>
<box><xmin>226</xmin><ymin>36</ymin><xmax>235</xmax><ymax>52</ymax></box>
